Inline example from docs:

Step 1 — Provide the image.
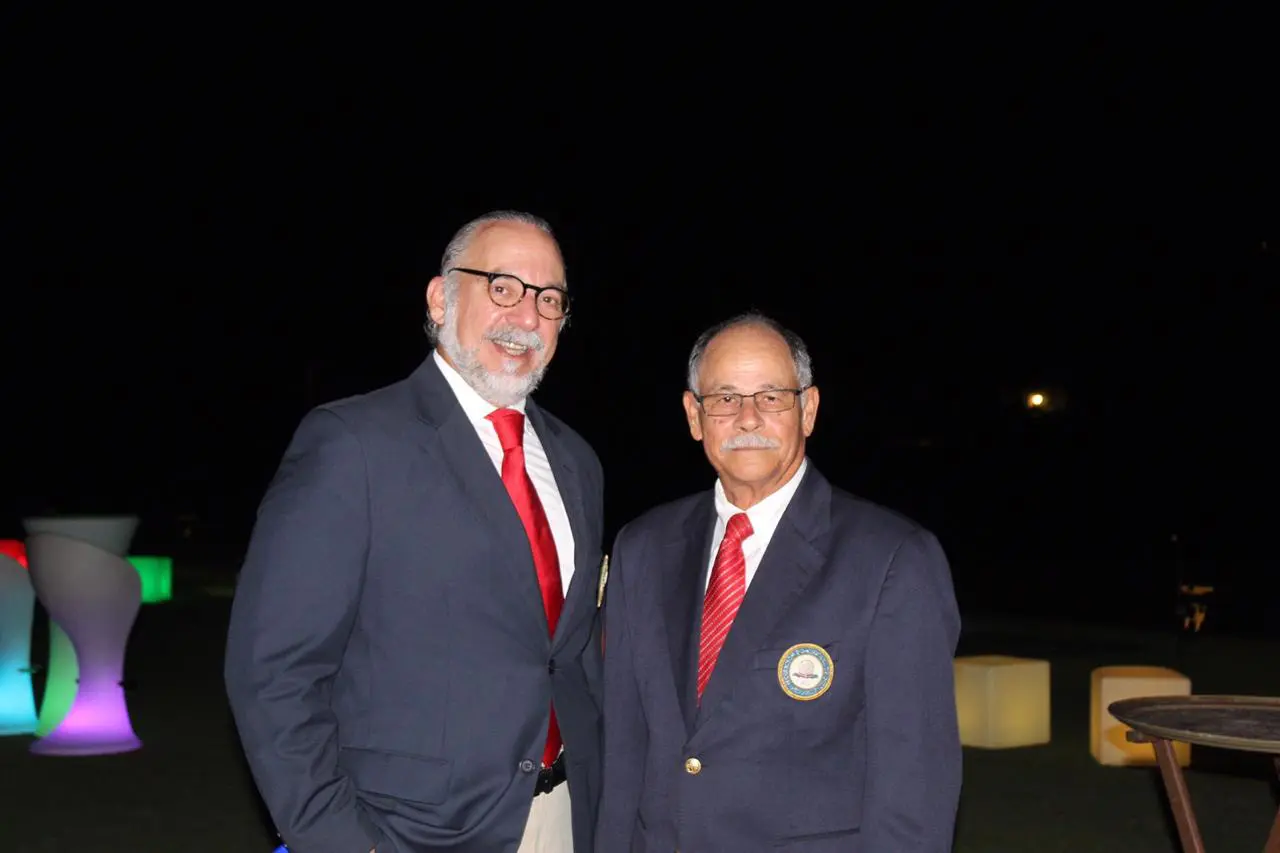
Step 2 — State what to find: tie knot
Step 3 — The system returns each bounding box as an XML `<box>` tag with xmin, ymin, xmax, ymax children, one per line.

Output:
<box><xmin>486</xmin><ymin>408</ymin><xmax>525</xmax><ymax>452</ymax></box>
<box><xmin>724</xmin><ymin>512</ymin><xmax>753</xmax><ymax>544</ymax></box>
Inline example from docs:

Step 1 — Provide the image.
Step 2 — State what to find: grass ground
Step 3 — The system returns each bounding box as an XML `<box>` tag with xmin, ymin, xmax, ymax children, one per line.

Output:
<box><xmin>1</xmin><ymin>597</ymin><xmax>1277</xmax><ymax>851</ymax></box>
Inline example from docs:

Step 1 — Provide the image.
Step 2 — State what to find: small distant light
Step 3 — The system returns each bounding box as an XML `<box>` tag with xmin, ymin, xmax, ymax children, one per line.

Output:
<box><xmin>1027</xmin><ymin>393</ymin><xmax>1046</xmax><ymax>408</ymax></box>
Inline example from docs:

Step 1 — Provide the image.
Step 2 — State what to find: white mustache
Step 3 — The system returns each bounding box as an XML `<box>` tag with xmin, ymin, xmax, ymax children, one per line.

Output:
<box><xmin>486</xmin><ymin>327</ymin><xmax>544</xmax><ymax>351</ymax></box>
<box><xmin>721</xmin><ymin>433</ymin><xmax>781</xmax><ymax>451</ymax></box>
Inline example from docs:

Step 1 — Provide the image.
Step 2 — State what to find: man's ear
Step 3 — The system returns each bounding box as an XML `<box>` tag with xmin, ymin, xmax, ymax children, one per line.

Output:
<box><xmin>682</xmin><ymin>391</ymin><xmax>704</xmax><ymax>441</ymax></box>
<box><xmin>801</xmin><ymin>385</ymin><xmax>820</xmax><ymax>437</ymax></box>
<box><xmin>426</xmin><ymin>276</ymin><xmax>448</xmax><ymax>326</ymax></box>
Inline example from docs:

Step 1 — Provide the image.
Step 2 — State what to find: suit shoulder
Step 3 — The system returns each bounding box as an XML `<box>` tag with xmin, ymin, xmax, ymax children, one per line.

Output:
<box><xmin>302</xmin><ymin>377</ymin><xmax>416</xmax><ymax>436</ymax></box>
<box><xmin>616</xmin><ymin>491</ymin><xmax>706</xmax><ymax>544</ymax></box>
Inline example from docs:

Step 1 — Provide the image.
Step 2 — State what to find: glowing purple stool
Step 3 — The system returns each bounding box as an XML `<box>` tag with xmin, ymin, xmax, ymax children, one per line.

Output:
<box><xmin>22</xmin><ymin>516</ymin><xmax>138</xmax><ymax>737</ymax></box>
<box><xmin>24</xmin><ymin>521</ymin><xmax>143</xmax><ymax>756</ymax></box>
<box><xmin>0</xmin><ymin>553</ymin><xmax>38</xmax><ymax>735</ymax></box>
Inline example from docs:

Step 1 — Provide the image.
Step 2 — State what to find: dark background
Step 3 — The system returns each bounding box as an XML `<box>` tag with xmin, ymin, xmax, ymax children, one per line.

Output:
<box><xmin>4</xmin><ymin>11</ymin><xmax>1274</xmax><ymax>633</ymax></box>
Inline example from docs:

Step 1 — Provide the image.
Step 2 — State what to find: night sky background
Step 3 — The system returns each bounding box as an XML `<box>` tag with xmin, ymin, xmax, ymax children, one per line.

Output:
<box><xmin>5</xmin><ymin>11</ymin><xmax>1274</xmax><ymax>633</ymax></box>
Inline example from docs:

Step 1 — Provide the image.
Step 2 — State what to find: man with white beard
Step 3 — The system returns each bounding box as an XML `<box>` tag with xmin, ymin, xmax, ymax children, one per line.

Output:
<box><xmin>226</xmin><ymin>211</ymin><xmax>606</xmax><ymax>853</ymax></box>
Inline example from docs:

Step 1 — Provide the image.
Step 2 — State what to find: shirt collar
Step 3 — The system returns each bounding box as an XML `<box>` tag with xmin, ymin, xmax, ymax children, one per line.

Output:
<box><xmin>713</xmin><ymin>457</ymin><xmax>809</xmax><ymax>545</ymax></box>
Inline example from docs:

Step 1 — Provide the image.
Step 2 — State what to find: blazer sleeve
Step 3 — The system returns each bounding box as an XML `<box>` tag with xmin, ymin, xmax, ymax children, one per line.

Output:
<box><xmin>224</xmin><ymin>408</ymin><xmax>383</xmax><ymax>853</ymax></box>
<box><xmin>595</xmin><ymin>528</ymin><xmax>648</xmax><ymax>851</ymax></box>
<box><xmin>861</xmin><ymin>529</ymin><xmax>963</xmax><ymax>852</ymax></box>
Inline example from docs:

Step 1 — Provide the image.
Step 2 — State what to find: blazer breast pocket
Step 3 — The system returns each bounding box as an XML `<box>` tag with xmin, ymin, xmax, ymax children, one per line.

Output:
<box><xmin>749</xmin><ymin>642</ymin><xmax>847</xmax><ymax>726</ymax></box>
<box><xmin>753</xmin><ymin>641</ymin><xmax>840</xmax><ymax>681</ymax></box>
<box><xmin>752</xmin><ymin>642</ymin><xmax>841</xmax><ymax>668</ymax></box>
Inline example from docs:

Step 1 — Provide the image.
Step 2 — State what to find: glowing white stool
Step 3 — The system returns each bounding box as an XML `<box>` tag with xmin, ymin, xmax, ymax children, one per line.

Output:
<box><xmin>24</xmin><ymin>529</ymin><xmax>143</xmax><ymax>756</ymax></box>
<box><xmin>0</xmin><ymin>554</ymin><xmax>38</xmax><ymax>735</ymax></box>
<box><xmin>23</xmin><ymin>516</ymin><xmax>138</xmax><ymax>556</ymax></box>
<box><xmin>23</xmin><ymin>516</ymin><xmax>137</xmax><ymax>737</ymax></box>
<box><xmin>1091</xmin><ymin>665</ymin><xmax>1192</xmax><ymax>766</ymax></box>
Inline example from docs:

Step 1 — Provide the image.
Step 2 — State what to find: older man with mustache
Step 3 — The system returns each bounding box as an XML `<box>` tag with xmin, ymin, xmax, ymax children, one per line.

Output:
<box><xmin>226</xmin><ymin>211</ymin><xmax>606</xmax><ymax>853</ymax></box>
<box><xmin>596</xmin><ymin>313</ymin><xmax>962</xmax><ymax>852</ymax></box>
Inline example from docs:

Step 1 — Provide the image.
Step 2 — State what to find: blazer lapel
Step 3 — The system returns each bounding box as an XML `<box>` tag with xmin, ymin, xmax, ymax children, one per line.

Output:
<box><xmin>527</xmin><ymin>403</ymin><xmax>595</xmax><ymax>653</ymax></box>
<box><xmin>410</xmin><ymin>358</ymin><xmax>547</xmax><ymax>646</ymax></box>
<box><xmin>693</xmin><ymin>467</ymin><xmax>831</xmax><ymax>733</ymax></box>
<box><xmin>671</xmin><ymin>499</ymin><xmax>715</xmax><ymax>733</ymax></box>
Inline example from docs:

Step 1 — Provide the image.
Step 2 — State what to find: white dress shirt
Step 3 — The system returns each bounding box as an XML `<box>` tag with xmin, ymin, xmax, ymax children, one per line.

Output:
<box><xmin>705</xmin><ymin>458</ymin><xmax>809</xmax><ymax>592</ymax></box>
<box><xmin>433</xmin><ymin>350</ymin><xmax>576</xmax><ymax>595</ymax></box>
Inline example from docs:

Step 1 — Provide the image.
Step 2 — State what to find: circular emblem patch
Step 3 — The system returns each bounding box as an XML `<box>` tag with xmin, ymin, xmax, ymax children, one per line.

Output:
<box><xmin>777</xmin><ymin>643</ymin><xmax>834</xmax><ymax>701</ymax></box>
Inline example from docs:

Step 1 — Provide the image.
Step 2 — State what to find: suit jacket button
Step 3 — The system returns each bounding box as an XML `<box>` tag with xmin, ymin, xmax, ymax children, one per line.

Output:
<box><xmin>520</xmin><ymin>759</ymin><xmax>536</xmax><ymax>773</ymax></box>
<box><xmin>684</xmin><ymin>757</ymin><xmax>702</xmax><ymax>775</ymax></box>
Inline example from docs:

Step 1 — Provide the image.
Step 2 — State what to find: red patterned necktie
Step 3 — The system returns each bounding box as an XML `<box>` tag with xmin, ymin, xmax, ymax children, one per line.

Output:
<box><xmin>487</xmin><ymin>408</ymin><xmax>563</xmax><ymax>768</ymax></box>
<box><xmin>697</xmin><ymin>512</ymin><xmax>753</xmax><ymax>700</ymax></box>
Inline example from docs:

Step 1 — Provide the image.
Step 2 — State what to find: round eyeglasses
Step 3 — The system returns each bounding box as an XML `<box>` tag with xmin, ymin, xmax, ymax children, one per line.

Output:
<box><xmin>449</xmin><ymin>267</ymin><xmax>570</xmax><ymax>321</ymax></box>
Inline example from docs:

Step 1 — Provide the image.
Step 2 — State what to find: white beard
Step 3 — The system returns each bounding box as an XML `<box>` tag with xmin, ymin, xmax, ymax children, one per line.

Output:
<box><xmin>437</xmin><ymin>303</ymin><xmax>548</xmax><ymax>408</ymax></box>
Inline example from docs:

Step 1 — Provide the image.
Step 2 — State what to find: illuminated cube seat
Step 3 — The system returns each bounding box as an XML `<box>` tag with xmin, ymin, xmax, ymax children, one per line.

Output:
<box><xmin>1091</xmin><ymin>665</ymin><xmax>1191</xmax><ymax>767</ymax></box>
<box><xmin>954</xmin><ymin>655</ymin><xmax>1051</xmax><ymax>748</ymax></box>
<box><xmin>127</xmin><ymin>556</ymin><xmax>174</xmax><ymax>604</ymax></box>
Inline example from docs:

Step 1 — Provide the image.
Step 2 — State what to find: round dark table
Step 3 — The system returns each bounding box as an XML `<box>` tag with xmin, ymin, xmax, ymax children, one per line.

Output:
<box><xmin>1109</xmin><ymin>695</ymin><xmax>1280</xmax><ymax>853</ymax></box>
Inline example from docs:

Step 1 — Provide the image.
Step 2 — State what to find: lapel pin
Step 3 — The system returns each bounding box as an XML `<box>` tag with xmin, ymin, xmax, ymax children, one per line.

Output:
<box><xmin>596</xmin><ymin>554</ymin><xmax>609</xmax><ymax>608</ymax></box>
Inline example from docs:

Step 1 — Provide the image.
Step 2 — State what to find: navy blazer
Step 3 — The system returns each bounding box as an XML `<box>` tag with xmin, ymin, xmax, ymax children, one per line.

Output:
<box><xmin>225</xmin><ymin>357</ymin><xmax>605</xmax><ymax>853</ymax></box>
<box><xmin>596</xmin><ymin>465</ymin><xmax>961</xmax><ymax>852</ymax></box>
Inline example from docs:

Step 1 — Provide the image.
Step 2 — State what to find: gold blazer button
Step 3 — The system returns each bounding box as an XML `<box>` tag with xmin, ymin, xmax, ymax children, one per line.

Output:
<box><xmin>684</xmin><ymin>757</ymin><xmax>702</xmax><ymax>775</ymax></box>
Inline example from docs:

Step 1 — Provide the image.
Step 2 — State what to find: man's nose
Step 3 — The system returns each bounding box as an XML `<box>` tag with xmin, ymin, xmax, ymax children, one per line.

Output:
<box><xmin>506</xmin><ymin>289</ymin><xmax>542</xmax><ymax>329</ymax></box>
<box><xmin>733</xmin><ymin>398</ymin><xmax>764</xmax><ymax>429</ymax></box>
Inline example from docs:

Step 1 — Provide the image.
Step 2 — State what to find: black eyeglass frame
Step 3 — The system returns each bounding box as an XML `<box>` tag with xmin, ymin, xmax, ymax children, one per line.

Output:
<box><xmin>448</xmin><ymin>266</ymin><xmax>571</xmax><ymax>321</ymax></box>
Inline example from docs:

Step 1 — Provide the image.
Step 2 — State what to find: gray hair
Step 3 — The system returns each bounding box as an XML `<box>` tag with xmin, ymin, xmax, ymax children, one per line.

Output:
<box><xmin>686</xmin><ymin>312</ymin><xmax>814</xmax><ymax>393</ymax></box>
<box><xmin>440</xmin><ymin>210</ymin><xmax>558</xmax><ymax>275</ymax></box>
<box><xmin>424</xmin><ymin>210</ymin><xmax>564</xmax><ymax>342</ymax></box>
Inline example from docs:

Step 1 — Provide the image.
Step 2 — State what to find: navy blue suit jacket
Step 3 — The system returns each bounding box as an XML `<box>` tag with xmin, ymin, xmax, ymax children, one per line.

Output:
<box><xmin>596</xmin><ymin>465</ymin><xmax>961</xmax><ymax>852</ymax></box>
<box><xmin>225</xmin><ymin>357</ymin><xmax>605</xmax><ymax>853</ymax></box>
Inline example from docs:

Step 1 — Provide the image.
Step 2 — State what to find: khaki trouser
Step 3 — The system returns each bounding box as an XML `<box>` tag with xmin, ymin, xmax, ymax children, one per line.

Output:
<box><xmin>517</xmin><ymin>781</ymin><xmax>573</xmax><ymax>853</ymax></box>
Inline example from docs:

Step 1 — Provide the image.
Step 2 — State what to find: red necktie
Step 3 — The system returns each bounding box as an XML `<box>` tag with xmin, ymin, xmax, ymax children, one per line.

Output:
<box><xmin>697</xmin><ymin>512</ymin><xmax>753</xmax><ymax>700</ymax></box>
<box><xmin>487</xmin><ymin>408</ymin><xmax>564</xmax><ymax>768</ymax></box>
